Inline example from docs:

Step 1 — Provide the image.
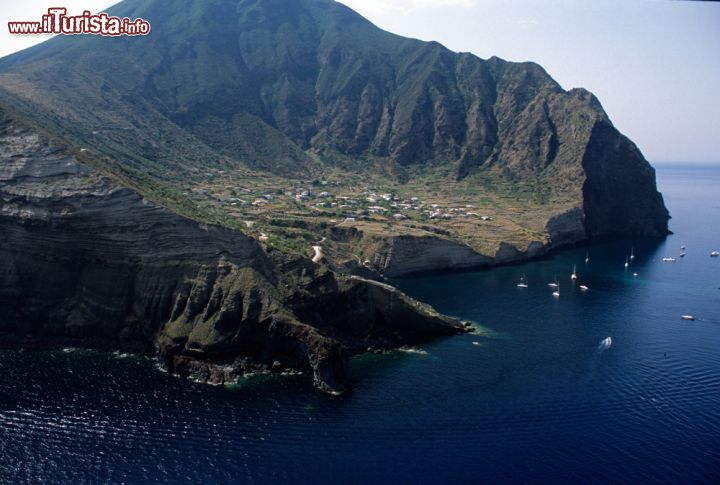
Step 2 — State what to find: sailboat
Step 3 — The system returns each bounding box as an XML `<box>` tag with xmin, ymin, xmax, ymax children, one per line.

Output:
<box><xmin>571</xmin><ymin>264</ymin><xmax>577</xmax><ymax>280</ymax></box>
<box><xmin>579</xmin><ymin>285</ymin><xmax>589</xmax><ymax>292</ymax></box>
<box><xmin>552</xmin><ymin>282</ymin><xmax>560</xmax><ymax>298</ymax></box>
<box><xmin>630</xmin><ymin>247</ymin><xmax>635</xmax><ymax>261</ymax></box>
<box><xmin>548</xmin><ymin>275</ymin><xmax>558</xmax><ymax>288</ymax></box>
<box><xmin>679</xmin><ymin>245</ymin><xmax>686</xmax><ymax>258</ymax></box>
<box><xmin>585</xmin><ymin>252</ymin><xmax>590</xmax><ymax>264</ymax></box>
<box><xmin>681</xmin><ymin>241</ymin><xmax>686</xmax><ymax>250</ymax></box>
<box><xmin>517</xmin><ymin>274</ymin><xmax>528</xmax><ymax>288</ymax></box>
<box><xmin>624</xmin><ymin>256</ymin><xmax>629</xmax><ymax>269</ymax></box>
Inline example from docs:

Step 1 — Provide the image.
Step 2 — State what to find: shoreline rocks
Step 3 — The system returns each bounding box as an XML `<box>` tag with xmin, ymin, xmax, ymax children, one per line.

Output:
<box><xmin>0</xmin><ymin>110</ymin><xmax>469</xmax><ymax>394</ymax></box>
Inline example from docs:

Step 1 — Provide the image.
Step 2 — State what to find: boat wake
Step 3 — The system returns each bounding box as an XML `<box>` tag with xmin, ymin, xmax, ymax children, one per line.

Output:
<box><xmin>396</xmin><ymin>347</ymin><xmax>428</xmax><ymax>356</ymax></box>
<box><xmin>598</xmin><ymin>337</ymin><xmax>613</xmax><ymax>350</ymax></box>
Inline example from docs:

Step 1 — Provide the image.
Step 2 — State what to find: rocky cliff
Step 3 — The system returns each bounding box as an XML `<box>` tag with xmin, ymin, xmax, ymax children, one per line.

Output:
<box><xmin>341</xmin><ymin>232</ymin><xmax>549</xmax><ymax>278</ymax></box>
<box><xmin>0</xmin><ymin>109</ymin><xmax>468</xmax><ymax>393</ymax></box>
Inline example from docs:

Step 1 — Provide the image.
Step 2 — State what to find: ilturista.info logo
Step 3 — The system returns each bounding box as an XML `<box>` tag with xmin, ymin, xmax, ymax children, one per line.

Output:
<box><xmin>8</xmin><ymin>7</ymin><xmax>151</xmax><ymax>36</ymax></box>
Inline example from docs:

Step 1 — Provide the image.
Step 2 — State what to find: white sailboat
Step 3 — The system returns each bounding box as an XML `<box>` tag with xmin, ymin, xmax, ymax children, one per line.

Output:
<box><xmin>571</xmin><ymin>264</ymin><xmax>577</xmax><ymax>280</ymax></box>
<box><xmin>579</xmin><ymin>285</ymin><xmax>589</xmax><ymax>292</ymax></box>
<box><xmin>630</xmin><ymin>247</ymin><xmax>635</xmax><ymax>261</ymax></box>
<box><xmin>548</xmin><ymin>275</ymin><xmax>558</xmax><ymax>288</ymax></box>
<box><xmin>585</xmin><ymin>252</ymin><xmax>590</xmax><ymax>264</ymax></box>
<box><xmin>552</xmin><ymin>282</ymin><xmax>560</xmax><ymax>298</ymax></box>
<box><xmin>517</xmin><ymin>274</ymin><xmax>528</xmax><ymax>288</ymax></box>
<box><xmin>624</xmin><ymin>256</ymin><xmax>629</xmax><ymax>269</ymax></box>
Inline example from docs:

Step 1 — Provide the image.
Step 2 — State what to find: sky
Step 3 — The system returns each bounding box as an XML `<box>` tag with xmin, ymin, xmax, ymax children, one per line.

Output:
<box><xmin>0</xmin><ymin>0</ymin><xmax>719</xmax><ymax>163</ymax></box>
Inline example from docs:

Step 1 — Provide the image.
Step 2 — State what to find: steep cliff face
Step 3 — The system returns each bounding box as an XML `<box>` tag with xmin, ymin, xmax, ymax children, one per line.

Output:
<box><xmin>368</xmin><ymin>235</ymin><xmax>492</xmax><ymax>277</ymax></box>
<box><xmin>0</xmin><ymin>111</ymin><xmax>468</xmax><ymax>393</ymax></box>
<box><xmin>347</xmin><ymin>234</ymin><xmax>550</xmax><ymax>278</ymax></box>
<box><xmin>581</xmin><ymin>120</ymin><xmax>670</xmax><ymax>237</ymax></box>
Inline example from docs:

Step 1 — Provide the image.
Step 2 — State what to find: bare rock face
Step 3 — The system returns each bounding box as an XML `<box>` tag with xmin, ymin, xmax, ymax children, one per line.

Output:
<box><xmin>369</xmin><ymin>235</ymin><xmax>492</xmax><ymax>278</ymax></box>
<box><xmin>581</xmin><ymin>120</ymin><xmax>670</xmax><ymax>237</ymax></box>
<box><xmin>0</xmin><ymin>111</ymin><xmax>468</xmax><ymax>394</ymax></box>
<box><xmin>545</xmin><ymin>208</ymin><xmax>587</xmax><ymax>247</ymax></box>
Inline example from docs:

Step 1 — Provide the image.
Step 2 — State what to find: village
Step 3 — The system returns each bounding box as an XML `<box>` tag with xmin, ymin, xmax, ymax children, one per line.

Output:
<box><xmin>178</xmin><ymin>168</ymin><xmax>558</xmax><ymax>259</ymax></box>
<box><xmin>189</xmin><ymin>175</ymin><xmax>496</xmax><ymax>227</ymax></box>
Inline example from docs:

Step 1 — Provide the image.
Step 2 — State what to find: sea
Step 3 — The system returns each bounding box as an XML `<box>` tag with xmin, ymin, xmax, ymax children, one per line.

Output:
<box><xmin>1</xmin><ymin>164</ymin><xmax>719</xmax><ymax>483</ymax></box>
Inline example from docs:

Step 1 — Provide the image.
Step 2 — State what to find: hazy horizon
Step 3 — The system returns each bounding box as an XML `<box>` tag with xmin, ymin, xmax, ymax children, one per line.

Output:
<box><xmin>1</xmin><ymin>0</ymin><xmax>718</xmax><ymax>164</ymax></box>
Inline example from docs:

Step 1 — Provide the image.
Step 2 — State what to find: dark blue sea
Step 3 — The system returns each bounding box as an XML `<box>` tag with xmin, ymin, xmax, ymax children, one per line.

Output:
<box><xmin>1</xmin><ymin>165</ymin><xmax>719</xmax><ymax>483</ymax></box>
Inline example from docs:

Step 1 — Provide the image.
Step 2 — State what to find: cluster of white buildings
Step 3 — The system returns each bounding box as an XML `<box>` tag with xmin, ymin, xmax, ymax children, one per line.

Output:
<box><xmin>193</xmin><ymin>182</ymin><xmax>495</xmax><ymax>224</ymax></box>
<box><xmin>289</xmin><ymin>187</ymin><xmax>496</xmax><ymax>223</ymax></box>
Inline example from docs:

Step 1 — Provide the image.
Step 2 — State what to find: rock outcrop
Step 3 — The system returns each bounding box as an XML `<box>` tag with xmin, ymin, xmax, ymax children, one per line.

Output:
<box><xmin>0</xmin><ymin>110</ymin><xmax>468</xmax><ymax>394</ymax></box>
<box><xmin>352</xmin><ymin>234</ymin><xmax>551</xmax><ymax>278</ymax></box>
<box><xmin>367</xmin><ymin>235</ymin><xmax>492</xmax><ymax>277</ymax></box>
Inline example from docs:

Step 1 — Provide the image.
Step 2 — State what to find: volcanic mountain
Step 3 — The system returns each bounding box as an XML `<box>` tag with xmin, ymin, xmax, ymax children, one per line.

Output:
<box><xmin>0</xmin><ymin>0</ymin><xmax>669</xmax><ymax>391</ymax></box>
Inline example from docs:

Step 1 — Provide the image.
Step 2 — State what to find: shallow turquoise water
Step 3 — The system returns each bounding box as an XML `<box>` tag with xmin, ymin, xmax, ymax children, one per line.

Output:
<box><xmin>1</xmin><ymin>165</ymin><xmax>719</xmax><ymax>482</ymax></box>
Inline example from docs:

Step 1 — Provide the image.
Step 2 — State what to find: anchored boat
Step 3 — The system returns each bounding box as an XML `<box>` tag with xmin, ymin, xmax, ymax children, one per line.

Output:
<box><xmin>517</xmin><ymin>274</ymin><xmax>528</xmax><ymax>288</ymax></box>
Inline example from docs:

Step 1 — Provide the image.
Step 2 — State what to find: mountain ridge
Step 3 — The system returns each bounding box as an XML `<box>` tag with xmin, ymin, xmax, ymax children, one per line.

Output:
<box><xmin>0</xmin><ymin>0</ymin><xmax>626</xmax><ymax>178</ymax></box>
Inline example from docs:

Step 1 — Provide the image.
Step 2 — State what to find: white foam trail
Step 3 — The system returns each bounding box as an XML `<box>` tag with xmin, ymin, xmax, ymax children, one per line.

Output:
<box><xmin>397</xmin><ymin>346</ymin><xmax>428</xmax><ymax>355</ymax></box>
<box><xmin>598</xmin><ymin>337</ymin><xmax>613</xmax><ymax>350</ymax></box>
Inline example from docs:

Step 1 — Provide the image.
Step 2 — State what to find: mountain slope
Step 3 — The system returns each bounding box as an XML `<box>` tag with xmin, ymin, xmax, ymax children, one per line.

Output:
<box><xmin>0</xmin><ymin>2</ymin><xmax>570</xmax><ymax>177</ymax></box>
<box><xmin>0</xmin><ymin>0</ymin><xmax>668</xmax><ymax>265</ymax></box>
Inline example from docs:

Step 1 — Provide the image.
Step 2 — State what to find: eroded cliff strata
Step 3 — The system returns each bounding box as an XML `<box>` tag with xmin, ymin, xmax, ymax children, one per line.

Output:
<box><xmin>0</xmin><ymin>111</ymin><xmax>468</xmax><ymax>394</ymax></box>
